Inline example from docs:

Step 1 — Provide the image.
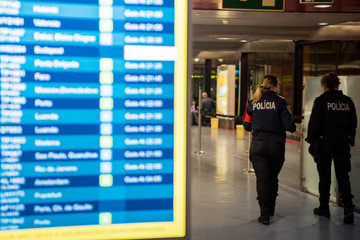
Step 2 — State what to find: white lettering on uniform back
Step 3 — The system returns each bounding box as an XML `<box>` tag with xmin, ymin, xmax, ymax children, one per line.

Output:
<box><xmin>327</xmin><ymin>102</ymin><xmax>350</xmax><ymax>111</ymax></box>
<box><xmin>253</xmin><ymin>100</ymin><xmax>276</xmax><ymax>110</ymax></box>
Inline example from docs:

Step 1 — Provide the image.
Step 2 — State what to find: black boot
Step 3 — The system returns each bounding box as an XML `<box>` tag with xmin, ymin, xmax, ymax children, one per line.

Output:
<box><xmin>343</xmin><ymin>203</ymin><xmax>354</xmax><ymax>224</ymax></box>
<box><xmin>314</xmin><ymin>204</ymin><xmax>330</xmax><ymax>218</ymax></box>
<box><xmin>258</xmin><ymin>215</ymin><xmax>270</xmax><ymax>225</ymax></box>
<box><xmin>269</xmin><ymin>195</ymin><xmax>277</xmax><ymax>217</ymax></box>
<box><xmin>269</xmin><ymin>207</ymin><xmax>275</xmax><ymax>217</ymax></box>
<box><xmin>258</xmin><ymin>206</ymin><xmax>271</xmax><ymax>225</ymax></box>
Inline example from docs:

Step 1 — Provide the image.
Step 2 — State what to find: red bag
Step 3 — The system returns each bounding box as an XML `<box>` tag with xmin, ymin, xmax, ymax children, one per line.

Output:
<box><xmin>243</xmin><ymin>100</ymin><xmax>252</xmax><ymax>123</ymax></box>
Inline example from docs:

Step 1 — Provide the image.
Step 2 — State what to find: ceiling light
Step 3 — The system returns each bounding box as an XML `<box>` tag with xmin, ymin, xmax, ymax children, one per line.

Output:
<box><xmin>222</xmin><ymin>19</ymin><xmax>229</xmax><ymax>25</ymax></box>
<box><xmin>217</xmin><ymin>37</ymin><xmax>235</xmax><ymax>40</ymax></box>
<box><xmin>194</xmin><ymin>58</ymin><xmax>200</xmax><ymax>62</ymax></box>
<box><xmin>314</xmin><ymin>5</ymin><xmax>332</xmax><ymax>8</ymax></box>
<box><xmin>218</xmin><ymin>58</ymin><xmax>224</xmax><ymax>62</ymax></box>
<box><xmin>318</xmin><ymin>22</ymin><xmax>328</xmax><ymax>26</ymax></box>
<box><xmin>240</xmin><ymin>40</ymin><xmax>247</xmax><ymax>43</ymax></box>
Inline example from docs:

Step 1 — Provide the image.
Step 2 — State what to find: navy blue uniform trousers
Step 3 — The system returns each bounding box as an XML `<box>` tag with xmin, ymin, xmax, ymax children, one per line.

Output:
<box><xmin>318</xmin><ymin>136</ymin><xmax>353</xmax><ymax>204</ymax></box>
<box><xmin>250</xmin><ymin>131</ymin><xmax>285</xmax><ymax>215</ymax></box>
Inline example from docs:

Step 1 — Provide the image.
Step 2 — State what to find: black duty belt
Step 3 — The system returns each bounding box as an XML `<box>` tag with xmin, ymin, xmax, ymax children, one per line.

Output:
<box><xmin>252</xmin><ymin>130</ymin><xmax>285</xmax><ymax>138</ymax></box>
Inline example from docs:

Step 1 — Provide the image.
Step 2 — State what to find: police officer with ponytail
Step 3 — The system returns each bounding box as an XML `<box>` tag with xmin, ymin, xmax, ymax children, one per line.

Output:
<box><xmin>306</xmin><ymin>73</ymin><xmax>357</xmax><ymax>224</ymax></box>
<box><xmin>245</xmin><ymin>75</ymin><xmax>302</xmax><ymax>225</ymax></box>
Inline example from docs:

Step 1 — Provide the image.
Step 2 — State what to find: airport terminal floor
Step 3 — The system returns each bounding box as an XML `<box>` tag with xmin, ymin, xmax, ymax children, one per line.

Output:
<box><xmin>189</xmin><ymin>126</ymin><xmax>360</xmax><ymax>240</ymax></box>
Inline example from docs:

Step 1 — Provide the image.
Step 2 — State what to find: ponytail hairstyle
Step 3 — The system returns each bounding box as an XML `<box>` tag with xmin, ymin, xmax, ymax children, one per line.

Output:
<box><xmin>321</xmin><ymin>72</ymin><xmax>340</xmax><ymax>90</ymax></box>
<box><xmin>252</xmin><ymin>75</ymin><xmax>278</xmax><ymax>103</ymax></box>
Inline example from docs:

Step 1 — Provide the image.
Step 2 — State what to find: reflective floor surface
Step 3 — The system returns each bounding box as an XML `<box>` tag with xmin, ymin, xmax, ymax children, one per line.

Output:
<box><xmin>189</xmin><ymin>126</ymin><xmax>360</xmax><ymax>240</ymax></box>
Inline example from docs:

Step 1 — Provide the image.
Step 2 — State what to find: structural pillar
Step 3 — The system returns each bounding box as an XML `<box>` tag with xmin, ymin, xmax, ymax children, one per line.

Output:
<box><xmin>204</xmin><ymin>59</ymin><xmax>212</xmax><ymax>98</ymax></box>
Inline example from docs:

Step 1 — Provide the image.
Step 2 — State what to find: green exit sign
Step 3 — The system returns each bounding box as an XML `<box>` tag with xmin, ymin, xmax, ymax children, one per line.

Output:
<box><xmin>222</xmin><ymin>0</ymin><xmax>284</xmax><ymax>11</ymax></box>
<box><xmin>300</xmin><ymin>0</ymin><xmax>333</xmax><ymax>3</ymax></box>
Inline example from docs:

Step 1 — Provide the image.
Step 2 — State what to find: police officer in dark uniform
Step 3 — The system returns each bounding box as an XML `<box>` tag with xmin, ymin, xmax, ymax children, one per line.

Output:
<box><xmin>306</xmin><ymin>73</ymin><xmax>357</xmax><ymax>224</ymax></box>
<box><xmin>244</xmin><ymin>75</ymin><xmax>302</xmax><ymax>225</ymax></box>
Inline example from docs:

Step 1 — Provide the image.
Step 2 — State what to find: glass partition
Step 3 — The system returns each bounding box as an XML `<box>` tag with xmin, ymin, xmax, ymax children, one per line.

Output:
<box><xmin>342</xmin><ymin>76</ymin><xmax>360</xmax><ymax>207</ymax></box>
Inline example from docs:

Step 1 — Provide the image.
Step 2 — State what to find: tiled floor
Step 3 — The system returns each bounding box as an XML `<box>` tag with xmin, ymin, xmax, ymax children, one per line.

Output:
<box><xmin>189</xmin><ymin>126</ymin><xmax>360</xmax><ymax>240</ymax></box>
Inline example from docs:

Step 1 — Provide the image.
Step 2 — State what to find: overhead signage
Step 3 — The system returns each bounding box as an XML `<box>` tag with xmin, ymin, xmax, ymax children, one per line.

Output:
<box><xmin>222</xmin><ymin>0</ymin><xmax>284</xmax><ymax>11</ymax></box>
<box><xmin>300</xmin><ymin>0</ymin><xmax>333</xmax><ymax>3</ymax></box>
<box><xmin>0</xmin><ymin>0</ymin><xmax>188</xmax><ymax>239</ymax></box>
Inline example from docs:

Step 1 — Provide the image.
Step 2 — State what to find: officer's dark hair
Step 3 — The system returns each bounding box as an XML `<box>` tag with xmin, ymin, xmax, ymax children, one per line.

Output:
<box><xmin>321</xmin><ymin>72</ymin><xmax>340</xmax><ymax>90</ymax></box>
<box><xmin>252</xmin><ymin>75</ymin><xmax>278</xmax><ymax>103</ymax></box>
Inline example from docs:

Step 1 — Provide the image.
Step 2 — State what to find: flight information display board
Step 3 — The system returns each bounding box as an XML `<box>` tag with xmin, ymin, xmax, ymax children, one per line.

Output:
<box><xmin>0</xmin><ymin>0</ymin><xmax>188</xmax><ymax>239</ymax></box>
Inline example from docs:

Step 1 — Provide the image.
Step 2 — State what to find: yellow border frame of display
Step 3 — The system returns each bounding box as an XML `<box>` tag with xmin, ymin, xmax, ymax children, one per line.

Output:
<box><xmin>0</xmin><ymin>0</ymin><xmax>188</xmax><ymax>239</ymax></box>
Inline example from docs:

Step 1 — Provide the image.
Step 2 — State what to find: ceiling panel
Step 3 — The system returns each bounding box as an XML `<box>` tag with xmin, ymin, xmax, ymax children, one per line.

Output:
<box><xmin>192</xmin><ymin>0</ymin><xmax>360</xmax><ymax>12</ymax></box>
<box><xmin>191</xmin><ymin>1</ymin><xmax>360</xmax><ymax>59</ymax></box>
<box><xmin>192</xmin><ymin>10</ymin><xmax>360</xmax><ymax>27</ymax></box>
<box><xmin>285</xmin><ymin>0</ymin><xmax>360</xmax><ymax>12</ymax></box>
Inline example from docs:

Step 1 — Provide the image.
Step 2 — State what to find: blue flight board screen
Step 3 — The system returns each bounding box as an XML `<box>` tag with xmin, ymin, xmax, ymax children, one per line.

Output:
<box><xmin>0</xmin><ymin>0</ymin><xmax>188</xmax><ymax>239</ymax></box>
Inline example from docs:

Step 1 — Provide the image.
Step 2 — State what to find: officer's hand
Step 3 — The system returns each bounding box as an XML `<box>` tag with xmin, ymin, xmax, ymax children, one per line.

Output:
<box><xmin>308</xmin><ymin>141</ymin><xmax>321</xmax><ymax>163</ymax></box>
<box><xmin>313</xmin><ymin>154</ymin><xmax>321</xmax><ymax>163</ymax></box>
<box><xmin>295</xmin><ymin>129</ymin><xmax>303</xmax><ymax>138</ymax></box>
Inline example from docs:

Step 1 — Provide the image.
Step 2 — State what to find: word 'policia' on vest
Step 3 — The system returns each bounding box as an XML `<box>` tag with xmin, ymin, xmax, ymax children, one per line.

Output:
<box><xmin>327</xmin><ymin>102</ymin><xmax>350</xmax><ymax>111</ymax></box>
<box><xmin>253</xmin><ymin>100</ymin><xmax>276</xmax><ymax>110</ymax></box>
